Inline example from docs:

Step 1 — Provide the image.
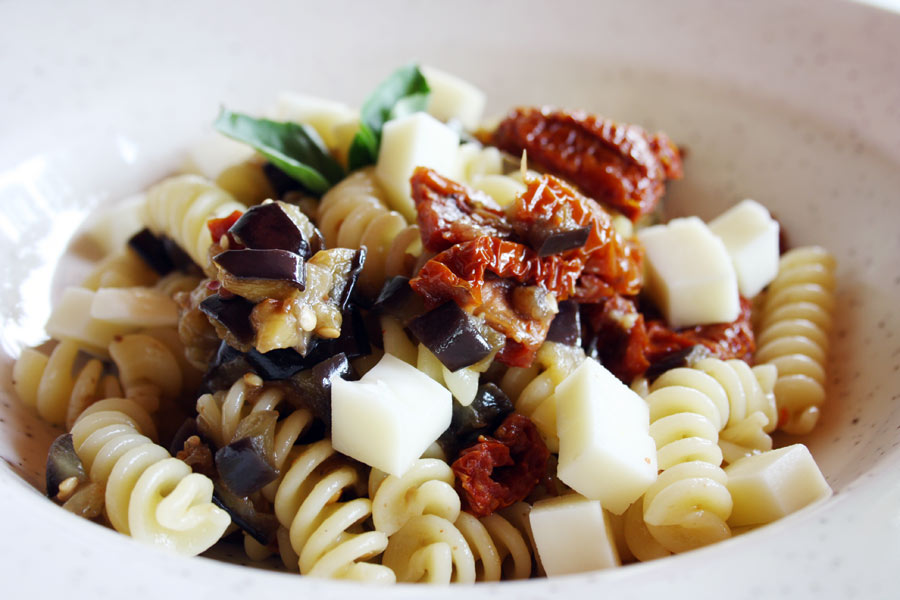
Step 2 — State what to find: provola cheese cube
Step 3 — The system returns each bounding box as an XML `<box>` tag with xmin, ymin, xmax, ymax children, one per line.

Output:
<box><xmin>637</xmin><ymin>216</ymin><xmax>739</xmax><ymax>328</ymax></box>
<box><xmin>555</xmin><ymin>359</ymin><xmax>657</xmax><ymax>515</ymax></box>
<box><xmin>375</xmin><ymin>112</ymin><xmax>460</xmax><ymax>221</ymax></box>
<box><xmin>45</xmin><ymin>287</ymin><xmax>137</xmax><ymax>355</ymax></box>
<box><xmin>725</xmin><ymin>443</ymin><xmax>832</xmax><ymax>527</ymax></box>
<box><xmin>709</xmin><ymin>199</ymin><xmax>780</xmax><ymax>298</ymax></box>
<box><xmin>272</xmin><ymin>92</ymin><xmax>357</xmax><ymax>150</ymax></box>
<box><xmin>90</xmin><ymin>287</ymin><xmax>179</xmax><ymax>327</ymax></box>
<box><xmin>422</xmin><ymin>66</ymin><xmax>486</xmax><ymax>131</ymax></box>
<box><xmin>181</xmin><ymin>133</ymin><xmax>256</xmax><ymax>180</ymax></box>
<box><xmin>529</xmin><ymin>494</ymin><xmax>620</xmax><ymax>576</ymax></box>
<box><xmin>331</xmin><ymin>353</ymin><xmax>452</xmax><ymax>476</ymax></box>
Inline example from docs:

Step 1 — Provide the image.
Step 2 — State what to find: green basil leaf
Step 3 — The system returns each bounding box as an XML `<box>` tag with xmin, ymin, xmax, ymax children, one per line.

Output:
<box><xmin>213</xmin><ymin>109</ymin><xmax>344</xmax><ymax>195</ymax></box>
<box><xmin>348</xmin><ymin>64</ymin><xmax>430</xmax><ymax>170</ymax></box>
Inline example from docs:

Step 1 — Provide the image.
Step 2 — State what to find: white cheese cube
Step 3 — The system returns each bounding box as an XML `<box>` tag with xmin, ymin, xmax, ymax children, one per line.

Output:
<box><xmin>529</xmin><ymin>494</ymin><xmax>620</xmax><ymax>576</ymax></box>
<box><xmin>331</xmin><ymin>353</ymin><xmax>452</xmax><ymax>476</ymax></box>
<box><xmin>272</xmin><ymin>92</ymin><xmax>357</xmax><ymax>150</ymax></box>
<box><xmin>725</xmin><ymin>443</ymin><xmax>832</xmax><ymax>527</ymax></box>
<box><xmin>555</xmin><ymin>359</ymin><xmax>657</xmax><ymax>515</ymax></box>
<box><xmin>709</xmin><ymin>199</ymin><xmax>780</xmax><ymax>298</ymax></box>
<box><xmin>90</xmin><ymin>287</ymin><xmax>179</xmax><ymax>327</ymax></box>
<box><xmin>181</xmin><ymin>133</ymin><xmax>256</xmax><ymax>180</ymax></box>
<box><xmin>422</xmin><ymin>66</ymin><xmax>486</xmax><ymax>131</ymax></box>
<box><xmin>472</xmin><ymin>174</ymin><xmax>526</xmax><ymax>209</ymax></box>
<box><xmin>46</xmin><ymin>287</ymin><xmax>136</xmax><ymax>355</ymax></box>
<box><xmin>375</xmin><ymin>112</ymin><xmax>460</xmax><ymax>221</ymax></box>
<box><xmin>637</xmin><ymin>216</ymin><xmax>740</xmax><ymax>328</ymax></box>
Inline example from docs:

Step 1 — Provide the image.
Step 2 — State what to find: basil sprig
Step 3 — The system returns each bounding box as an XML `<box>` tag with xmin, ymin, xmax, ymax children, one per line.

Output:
<box><xmin>348</xmin><ymin>64</ymin><xmax>431</xmax><ymax>170</ymax></box>
<box><xmin>213</xmin><ymin>109</ymin><xmax>344</xmax><ymax>195</ymax></box>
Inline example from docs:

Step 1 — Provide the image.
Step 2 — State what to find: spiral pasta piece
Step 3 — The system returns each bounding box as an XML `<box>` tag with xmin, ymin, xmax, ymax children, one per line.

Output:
<box><xmin>70</xmin><ymin>398</ymin><xmax>230</xmax><ymax>554</ymax></box>
<box><xmin>641</xmin><ymin>366</ymin><xmax>733</xmax><ymax>553</ymax></box>
<box><xmin>273</xmin><ymin>438</ymin><xmax>394</xmax><ymax>582</ymax></box>
<box><xmin>500</xmin><ymin>341</ymin><xmax>586</xmax><ymax>452</ymax></box>
<box><xmin>382</xmin><ymin>514</ymin><xmax>475</xmax><ymax>584</ymax></box>
<box><xmin>144</xmin><ymin>174</ymin><xmax>246</xmax><ymax>271</ymax></box>
<box><xmin>368</xmin><ymin>458</ymin><xmax>461</xmax><ymax>536</ymax></box>
<box><xmin>755</xmin><ymin>246</ymin><xmax>836</xmax><ymax>435</ymax></box>
<box><xmin>317</xmin><ymin>168</ymin><xmax>422</xmax><ymax>297</ymax></box>
<box><xmin>455</xmin><ymin>511</ymin><xmax>532</xmax><ymax>581</ymax></box>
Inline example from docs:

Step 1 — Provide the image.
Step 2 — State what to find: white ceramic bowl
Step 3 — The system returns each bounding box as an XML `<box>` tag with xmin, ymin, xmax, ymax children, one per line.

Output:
<box><xmin>2</xmin><ymin>0</ymin><xmax>899</xmax><ymax>597</ymax></box>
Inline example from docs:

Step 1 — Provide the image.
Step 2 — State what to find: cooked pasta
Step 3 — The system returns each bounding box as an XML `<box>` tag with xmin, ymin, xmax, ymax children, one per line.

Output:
<box><xmin>455</xmin><ymin>511</ymin><xmax>532</xmax><ymax>581</ymax></box>
<box><xmin>143</xmin><ymin>174</ymin><xmax>246</xmax><ymax>272</ymax></box>
<box><xmin>82</xmin><ymin>248</ymin><xmax>160</xmax><ymax>290</ymax></box>
<box><xmin>70</xmin><ymin>398</ymin><xmax>230</xmax><ymax>554</ymax></box>
<box><xmin>316</xmin><ymin>168</ymin><xmax>422</xmax><ymax>297</ymax></box>
<box><xmin>368</xmin><ymin>458</ymin><xmax>461</xmax><ymax>536</ymax></box>
<box><xmin>381</xmin><ymin>514</ymin><xmax>475</xmax><ymax>584</ymax></box>
<box><xmin>755</xmin><ymin>246</ymin><xmax>836</xmax><ymax>435</ymax></box>
<box><xmin>273</xmin><ymin>438</ymin><xmax>394</xmax><ymax>582</ymax></box>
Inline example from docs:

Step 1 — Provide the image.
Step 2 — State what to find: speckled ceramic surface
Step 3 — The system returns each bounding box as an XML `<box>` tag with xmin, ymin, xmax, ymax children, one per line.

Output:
<box><xmin>1</xmin><ymin>0</ymin><xmax>899</xmax><ymax>597</ymax></box>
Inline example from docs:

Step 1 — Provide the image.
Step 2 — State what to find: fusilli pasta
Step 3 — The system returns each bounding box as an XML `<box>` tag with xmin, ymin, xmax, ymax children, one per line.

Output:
<box><xmin>368</xmin><ymin>458</ymin><xmax>460</xmax><ymax>536</ymax></box>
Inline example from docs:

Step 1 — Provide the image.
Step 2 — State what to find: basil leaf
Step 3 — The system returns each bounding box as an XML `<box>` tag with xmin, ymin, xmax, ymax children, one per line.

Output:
<box><xmin>347</xmin><ymin>64</ymin><xmax>430</xmax><ymax>170</ymax></box>
<box><xmin>213</xmin><ymin>109</ymin><xmax>344</xmax><ymax>195</ymax></box>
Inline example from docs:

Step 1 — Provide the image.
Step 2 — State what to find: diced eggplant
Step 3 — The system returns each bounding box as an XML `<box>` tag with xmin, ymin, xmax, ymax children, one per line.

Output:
<box><xmin>437</xmin><ymin>383</ymin><xmax>514</xmax><ymax>460</ymax></box>
<box><xmin>229</xmin><ymin>202</ymin><xmax>311</xmax><ymax>257</ymax></box>
<box><xmin>644</xmin><ymin>345</ymin><xmax>711</xmax><ymax>382</ymax></box>
<box><xmin>128</xmin><ymin>228</ymin><xmax>175</xmax><ymax>275</ymax></box>
<box><xmin>199</xmin><ymin>293</ymin><xmax>256</xmax><ymax>345</ymax></box>
<box><xmin>527</xmin><ymin>224</ymin><xmax>591</xmax><ymax>257</ymax></box>
<box><xmin>408</xmin><ymin>301</ymin><xmax>491</xmax><ymax>372</ymax></box>
<box><xmin>546</xmin><ymin>300</ymin><xmax>581</xmax><ymax>346</ymax></box>
<box><xmin>211</xmin><ymin>479</ymin><xmax>279</xmax><ymax>545</ymax></box>
<box><xmin>373</xmin><ymin>276</ymin><xmax>426</xmax><ymax>323</ymax></box>
<box><xmin>46</xmin><ymin>433</ymin><xmax>87</xmax><ymax>498</ymax></box>
<box><xmin>333</xmin><ymin>248</ymin><xmax>366</xmax><ymax>311</ymax></box>
<box><xmin>161</xmin><ymin>236</ymin><xmax>201</xmax><ymax>273</ymax></box>
<box><xmin>246</xmin><ymin>347</ymin><xmax>307</xmax><ymax>380</ymax></box>
<box><xmin>304</xmin><ymin>306</ymin><xmax>371</xmax><ymax>364</ymax></box>
<box><xmin>203</xmin><ymin>341</ymin><xmax>255</xmax><ymax>392</ymax></box>
<box><xmin>169</xmin><ymin>418</ymin><xmax>200</xmax><ymax>457</ymax></box>
<box><xmin>215</xmin><ymin>437</ymin><xmax>278</xmax><ymax>497</ymax></box>
<box><xmin>288</xmin><ymin>353</ymin><xmax>352</xmax><ymax>426</ymax></box>
<box><xmin>214</xmin><ymin>248</ymin><xmax>306</xmax><ymax>299</ymax></box>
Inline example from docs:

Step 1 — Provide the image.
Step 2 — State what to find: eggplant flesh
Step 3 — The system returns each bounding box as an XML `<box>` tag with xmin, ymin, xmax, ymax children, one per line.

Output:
<box><xmin>437</xmin><ymin>383</ymin><xmax>514</xmax><ymax>460</ymax></box>
<box><xmin>373</xmin><ymin>276</ymin><xmax>426</xmax><ymax>323</ymax></box>
<box><xmin>199</xmin><ymin>294</ymin><xmax>256</xmax><ymax>345</ymax></box>
<box><xmin>546</xmin><ymin>300</ymin><xmax>581</xmax><ymax>346</ymax></box>
<box><xmin>288</xmin><ymin>353</ymin><xmax>352</xmax><ymax>426</ymax></box>
<box><xmin>46</xmin><ymin>433</ymin><xmax>87</xmax><ymax>498</ymax></box>
<box><xmin>409</xmin><ymin>301</ymin><xmax>491</xmax><ymax>372</ymax></box>
<box><xmin>215</xmin><ymin>437</ymin><xmax>278</xmax><ymax>497</ymax></box>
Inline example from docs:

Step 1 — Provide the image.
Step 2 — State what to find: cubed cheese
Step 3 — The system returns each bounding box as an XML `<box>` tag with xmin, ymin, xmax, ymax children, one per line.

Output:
<box><xmin>181</xmin><ymin>133</ymin><xmax>256</xmax><ymax>180</ymax></box>
<box><xmin>725</xmin><ymin>443</ymin><xmax>832</xmax><ymax>527</ymax></box>
<box><xmin>637</xmin><ymin>216</ymin><xmax>739</xmax><ymax>328</ymax></box>
<box><xmin>90</xmin><ymin>287</ymin><xmax>179</xmax><ymax>327</ymax></box>
<box><xmin>46</xmin><ymin>287</ymin><xmax>137</xmax><ymax>354</ymax></box>
<box><xmin>472</xmin><ymin>174</ymin><xmax>526</xmax><ymax>209</ymax></box>
<box><xmin>375</xmin><ymin>112</ymin><xmax>460</xmax><ymax>221</ymax></box>
<box><xmin>529</xmin><ymin>494</ymin><xmax>620</xmax><ymax>576</ymax></box>
<box><xmin>422</xmin><ymin>66</ymin><xmax>486</xmax><ymax>131</ymax></box>
<box><xmin>709</xmin><ymin>199</ymin><xmax>780</xmax><ymax>297</ymax></box>
<box><xmin>271</xmin><ymin>92</ymin><xmax>357</xmax><ymax>150</ymax></box>
<box><xmin>331</xmin><ymin>353</ymin><xmax>452</xmax><ymax>476</ymax></box>
<box><xmin>555</xmin><ymin>359</ymin><xmax>657</xmax><ymax>515</ymax></box>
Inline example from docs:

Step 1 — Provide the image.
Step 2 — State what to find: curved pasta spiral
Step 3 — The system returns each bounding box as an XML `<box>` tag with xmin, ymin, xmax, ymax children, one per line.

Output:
<box><xmin>317</xmin><ymin>168</ymin><xmax>422</xmax><ymax>297</ymax></box>
<box><xmin>70</xmin><ymin>398</ymin><xmax>230</xmax><ymax>555</ymax></box>
<box><xmin>382</xmin><ymin>514</ymin><xmax>475</xmax><ymax>584</ymax></box>
<box><xmin>273</xmin><ymin>438</ymin><xmax>395</xmax><ymax>582</ymax></box>
<box><xmin>144</xmin><ymin>174</ymin><xmax>246</xmax><ymax>271</ymax></box>
<box><xmin>368</xmin><ymin>458</ymin><xmax>461</xmax><ymax>536</ymax></box>
<box><xmin>455</xmin><ymin>511</ymin><xmax>532</xmax><ymax>581</ymax></box>
<box><xmin>755</xmin><ymin>246</ymin><xmax>836</xmax><ymax>435</ymax></box>
<box><xmin>640</xmin><ymin>365</ymin><xmax>734</xmax><ymax>553</ymax></box>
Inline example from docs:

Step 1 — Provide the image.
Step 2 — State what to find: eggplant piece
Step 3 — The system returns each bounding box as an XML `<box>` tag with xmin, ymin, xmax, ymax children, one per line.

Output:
<box><xmin>333</xmin><ymin>248</ymin><xmax>366</xmax><ymax>311</ymax></box>
<box><xmin>199</xmin><ymin>293</ymin><xmax>255</xmax><ymax>345</ymax></box>
<box><xmin>169</xmin><ymin>418</ymin><xmax>200</xmax><ymax>457</ymax></box>
<box><xmin>526</xmin><ymin>224</ymin><xmax>591</xmax><ymax>257</ymax></box>
<box><xmin>546</xmin><ymin>300</ymin><xmax>581</xmax><ymax>346</ymax></box>
<box><xmin>46</xmin><ymin>433</ymin><xmax>87</xmax><ymax>498</ymax></box>
<box><xmin>128</xmin><ymin>228</ymin><xmax>175</xmax><ymax>275</ymax></box>
<box><xmin>644</xmin><ymin>345</ymin><xmax>711</xmax><ymax>382</ymax></box>
<box><xmin>437</xmin><ymin>383</ymin><xmax>514</xmax><ymax>460</ymax></box>
<box><xmin>408</xmin><ymin>301</ymin><xmax>491</xmax><ymax>372</ymax></box>
<box><xmin>246</xmin><ymin>347</ymin><xmax>307</xmax><ymax>380</ymax></box>
<box><xmin>211</xmin><ymin>480</ymin><xmax>279</xmax><ymax>545</ymax></box>
<box><xmin>161</xmin><ymin>236</ymin><xmax>201</xmax><ymax>274</ymax></box>
<box><xmin>229</xmin><ymin>202</ymin><xmax>312</xmax><ymax>257</ymax></box>
<box><xmin>214</xmin><ymin>248</ymin><xmax>306</xmax><ymax>300</ymax></box>
<box><xmin>373</xmin><ymin>276</ymin><xmax>426</xmax><ymax>323</ymax></box>
<box><xmin>288</xmin><ymin>353</ymin><xmax>352</xmax><ymax>426</ymax></box>
<box><xmin>203</xmin><ymin>341</ymin><xmax>255</xmax><ymax>391</ymax></box>
<box><xmin>215</xmin><ymin>437</ymin><xmax>278</xmax><ymax>497</ymax></box>
<box><xmin>304</xmin><ymin>306</ymin><xmax>372</xmax><ymax>364</ymax></box>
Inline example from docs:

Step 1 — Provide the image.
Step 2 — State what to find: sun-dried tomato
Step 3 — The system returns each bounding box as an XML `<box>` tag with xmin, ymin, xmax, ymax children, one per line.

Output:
<box><xmin>207</xmin><ymin>210</ymin><xmax>244</xmax><ymax>245</ymax></box>
<box><xmin>646</xmin><ymin>297</ymin><xmax>756</xmax><ymax>363</ymax></box>
<box><xmin>489</xmin><ymin>107</ymin><xmax>682</xmax><ymax>220</ymax></box>
<box><xmin>411</xmin><ymin>167</ymin><xmax>511</xmax><ymax>252</ymax></box>
<box><xmin>474</xmin><ymin>279</ymin><xmax>554</xmax><ymax>368</ymax></box>
<box><xmin>452</xmin><ymin>413</ymin><xmax>549</xmax><ymax>518</ymax></box>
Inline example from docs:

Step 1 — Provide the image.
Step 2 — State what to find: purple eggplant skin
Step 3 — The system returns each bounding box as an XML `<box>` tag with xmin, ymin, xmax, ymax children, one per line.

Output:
<box><xmin>246</xmin><ymin>347</ymin><xmax>307</xmax><ymax>380</ymax></box>
<box><xmin>128</xmin><ymin>228</ymin><xmax>175</xmax><ymax>275</ymax></box>
<box><xmin>373</xmin><ymin>276</ymin><xmax>426</xmax><ymax>324</ymax></box>
<box><xmin>529</xmin><ymin>225</ymin><xmax>591</xmax><ymax>257</ymax></box>
<box><xmin>288</xmin><ymin>353</ymin><xmax>352</xmax><ymax>426</ymax></box>
<box><xmin>229</xmin><ymin>202</ymin><xmax>312</xmax><ymax>257</ymax></box>
<box><xmin>408</xmin><ymin>301</ymin><xmax>491</xmax><ymax>372</ymax></box>
<box><xmin>213</xmin><ymin>248</ymin><xmax>306</xmax><ymax>289</ymax></box>
<box><xmin>643</xmin><ymin>345</ymin><xmax>711</xmax><ymax>383</ymax></box>
<box><xmin>335</xmin><ymin>248</ymin><xmax>366</xmax><ymax>311</ymax></box>
<box><xmin>214</xmin><ymin>437</ymin><xmax>279</xmax><ymax>497</ymax></box>
<box><xmin>211</xmin><ymin>479</ymin><xmax>279</xmax><ymax>545</ymax></box>
<box><xmin>46</xmin><ymin>433</ymin><xmax>87</xmax><ymax>498</ymax></box>
<box><xmin>169</xmin><ymin>418</ymin><xmax>201</xmax><ymax>457</ymax></box>
<box><xmin>203</xmin><ymin>342</ymin><xmax>255</xmax><ymax>392</ymax></box>
<box><xmin>199</xmin><ymin>294</ymin><xmax>256</xmax><ymax>345</ymax></box>
<box><xmin>437</xmin><ymin>383</ymin><xmax>514</xmax><ymax>461</ymax></box>
<box><xmin>304</xmin><ymin>306</ymin><xmax>371</xmax><ymax>365</ymax></box>
<box><xmin>546</xmin><ymin>299</ymin><xmax>581</xmax><ymax>346</ymax></box>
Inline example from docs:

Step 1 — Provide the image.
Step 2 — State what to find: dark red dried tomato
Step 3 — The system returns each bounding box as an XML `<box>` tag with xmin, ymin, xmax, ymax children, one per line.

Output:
<box><xmin>452</xmin><ymin>413</ymin><xmax>549</xmax><ymax>517</ymax></box>
<box><xmin>474</xmin><ymin>279</ymin><xmax>554</xmax><ymax>368</ymax></box>
<box><xmin>489</xmin><ymin>107</ymin><xmax>682</xmax><ymax>220</ymax></box>
<box><xmin>411</xmin><ymin>167</ymin><xmax>511</xmax><ymax>252</ymax></box>
<box><xmin>207</xmin><ymin>210</ymin><xmax>244</xmax><ymax>245</ymax></box>
<box><xmin>646</xmin><ymin>296</ymin><xmax>756</xmax><ymax>363</ymax></box>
